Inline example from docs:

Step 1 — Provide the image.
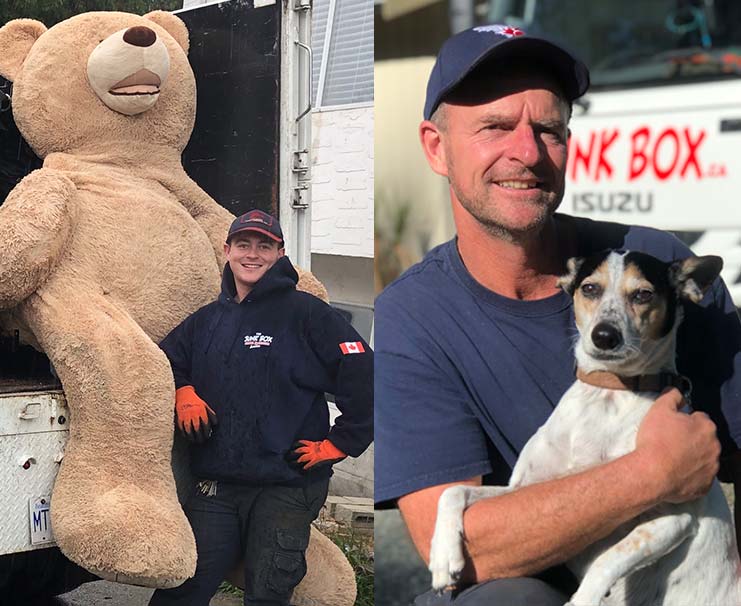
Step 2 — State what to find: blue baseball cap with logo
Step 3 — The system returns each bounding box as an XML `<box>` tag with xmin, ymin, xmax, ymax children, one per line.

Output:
<box><xmin>424</xmin><ymin>24</ymin><xmax>590</xmax><ymax>120</ymax></box>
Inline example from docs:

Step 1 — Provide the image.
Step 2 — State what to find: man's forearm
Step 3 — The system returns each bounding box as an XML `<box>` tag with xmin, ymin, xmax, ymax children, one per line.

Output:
<box><xmin>462</xmin><ymin>451</ymin><xmax>661</xmax><ymax>582</ymax></box>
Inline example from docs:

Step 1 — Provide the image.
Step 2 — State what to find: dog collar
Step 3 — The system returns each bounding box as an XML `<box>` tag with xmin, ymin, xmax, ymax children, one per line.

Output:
<box><xmin>576</xmin><ymin>368</ymin><xmax>692</xmax><ymax>399</ymax></box>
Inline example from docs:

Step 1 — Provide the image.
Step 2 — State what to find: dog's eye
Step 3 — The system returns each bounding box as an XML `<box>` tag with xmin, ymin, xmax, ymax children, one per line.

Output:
<box><xmin>632</xmin><ymin>289</ymin><xmax>654</xmax><ymax>304</ymax></box>
<box><xmin>580</xmin><ymin>283</ymin><xmax>602</xmax><ymax>298</ymax></box>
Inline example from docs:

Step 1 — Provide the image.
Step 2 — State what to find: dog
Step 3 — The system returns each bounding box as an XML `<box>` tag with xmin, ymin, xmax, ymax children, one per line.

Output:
<box><xmin>428</xmin><ymin>250</ymin><xmax>740</xmax><ymax>606</ymax></box>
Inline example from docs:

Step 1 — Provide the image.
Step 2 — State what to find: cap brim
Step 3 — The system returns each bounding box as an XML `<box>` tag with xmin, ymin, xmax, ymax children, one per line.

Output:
<box><xmin>227</xmin><ymin>226</ymin><xmax>283</xmax><ymax>243</ymax></box>
<box><xmin>431</xmin><ymin>36</ymin><xmax>589</xmax><ymax>118</ymax></box>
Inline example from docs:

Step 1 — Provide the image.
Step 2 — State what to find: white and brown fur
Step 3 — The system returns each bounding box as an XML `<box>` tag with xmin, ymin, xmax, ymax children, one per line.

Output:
<box><xmin>428</xmin><ymin>250</ymin><xmax>741</xmax><ymax>605</ymax></box>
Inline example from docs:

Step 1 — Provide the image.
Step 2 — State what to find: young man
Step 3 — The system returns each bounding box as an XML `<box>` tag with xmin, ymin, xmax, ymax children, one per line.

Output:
<box><xmin>375</xmin><ymin>26</ymin><xmax>741</xmax><ymax>605</ymax></box>
<box><xmin>150</xmin><ymin>209</ymin><xmax>373</xmax><ymax>606</ymax></box>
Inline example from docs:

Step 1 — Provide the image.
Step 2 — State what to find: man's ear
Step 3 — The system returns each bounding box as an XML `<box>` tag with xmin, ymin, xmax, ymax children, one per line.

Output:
<box><xmin>557</xmin><ymin>256</ymin><xmax>585</xmax><ymax>295</ymax></box>
<box><xmin>144</xmin><ymin>10</ymin><xmax>189</xmax><ymax>53</ymax></box>
<box><xmin>419</xmin><ymin>120</ymin><xmax>449</xmax><ymax>178</ymax></box>
<box><xmin>669</xmin><ymin>255</ymin><xmax>723</xmax><ymax>303</ymax></box>
<box><xmin>0</xmin><ymin>19</ymin><xmax>47</xmax><ymax>82</ymax></box>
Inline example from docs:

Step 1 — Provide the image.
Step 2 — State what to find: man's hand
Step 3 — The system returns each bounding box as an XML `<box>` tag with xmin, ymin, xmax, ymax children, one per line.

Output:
<box><xmin>175</xmin><ymin>385</ymin><xmax>217</xmax><ymax>443</ymax></box>
<box><xmin>635</xmin><ymin>388</ymin><xmax>720</xmax><ymax>504</ymax></box>
<box><xmin>286</xmin><ymin>439</ymin><xmax>346</xmax><ymax>472</ymax></box>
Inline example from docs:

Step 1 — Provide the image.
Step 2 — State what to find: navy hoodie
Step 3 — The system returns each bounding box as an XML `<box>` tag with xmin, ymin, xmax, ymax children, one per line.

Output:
<box><xmin>160</xmin><ymin>256</ymin><xmax>373</xmax><ymax>485</ymax></box>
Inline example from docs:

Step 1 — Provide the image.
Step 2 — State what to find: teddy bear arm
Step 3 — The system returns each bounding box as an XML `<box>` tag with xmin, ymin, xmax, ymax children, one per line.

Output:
<box><xmin>155</xmin><ymin>174</ymin><xmax>233</xmax><ymax>268</ymax></box>
<box><xmin>295</xmin><ymin>266</ymin><xmax>330</xmax><ymax>303</ymax></box>
<box><xmin>0</xmin><ymin>168</ymin><xmax>76</xmax><ymax>308</ymax></box>
<box><xmin>187</xmin><ymin>204</ymin><xmax>234</xmax><ymax>268</ymax></box>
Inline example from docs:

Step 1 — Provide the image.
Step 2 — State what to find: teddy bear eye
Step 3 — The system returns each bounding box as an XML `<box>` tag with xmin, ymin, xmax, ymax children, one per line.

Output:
<box><xmin>580</xmin><ymin>283</ymin><xmax>602</xmax><ymax>299</ymax></box>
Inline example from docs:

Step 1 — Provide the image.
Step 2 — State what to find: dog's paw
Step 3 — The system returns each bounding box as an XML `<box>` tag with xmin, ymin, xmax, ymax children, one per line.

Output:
<box><xmin>429</xmin><ymin>560</ymin><xmax>464</xmax><ymax>593</ymax></box>
<box><xmin>428</xmin><ymin>530</ymin><xmax>465</xmax><ymax>591</ymax></box>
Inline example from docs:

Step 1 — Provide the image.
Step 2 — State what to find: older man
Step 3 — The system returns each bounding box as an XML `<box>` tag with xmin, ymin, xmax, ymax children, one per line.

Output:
<box><xmin>375</xmin><ymin>25</ymin><xmax>741</xmax><ymax>606</ymax></box>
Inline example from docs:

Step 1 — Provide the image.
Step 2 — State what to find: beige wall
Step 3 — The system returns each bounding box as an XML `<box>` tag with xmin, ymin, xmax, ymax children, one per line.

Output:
<box><xmin>375</xmin><ymin>57</ymin><xmax>455</xmax><ymax>265</ymax></box>
<box><xmin>311</xmin><ymin>254</ymin><xmax>374</xmax><ymax>307</ymax></box>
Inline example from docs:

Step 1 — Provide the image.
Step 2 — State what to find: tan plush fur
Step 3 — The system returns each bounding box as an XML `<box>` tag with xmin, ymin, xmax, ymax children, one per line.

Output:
<box><xmin>227</xmin><ymin>527</ymin><xmax>357</xmax><ymax>606</ymax></box>
<box><xmin>0</xmin><ymin>10</ymin><xmax>335</xmax><ymax>590</ymax></box>
<box><xmin>294</xmin><ymin>528</ymin><xmax>357</xmax><ymax>606</ymax></box>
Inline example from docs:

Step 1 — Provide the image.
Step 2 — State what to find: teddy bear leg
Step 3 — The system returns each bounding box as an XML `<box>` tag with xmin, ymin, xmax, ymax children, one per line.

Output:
<box><xmin>21</xmin><ymin>289</ymin><xmax>197</xmax><ymax>588</ymax></box>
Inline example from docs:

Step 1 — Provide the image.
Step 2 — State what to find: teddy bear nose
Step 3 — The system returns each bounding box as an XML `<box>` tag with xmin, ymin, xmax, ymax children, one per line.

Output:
<box><xmin>123</xmin><ymin>26</ymin><xmax>157</xmax><ymax>47</ymax></box>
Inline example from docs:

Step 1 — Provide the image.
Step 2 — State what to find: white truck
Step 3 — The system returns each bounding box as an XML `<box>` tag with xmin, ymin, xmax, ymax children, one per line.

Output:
<box><xmin>0</xmin><ymin>0</ymin><xmax>314</xmax><ymax>600</ymax></box>
<box><xmin>489</xmin><ymin>0</ymin><xmax>741</xmax><ymax>305</ymax></box>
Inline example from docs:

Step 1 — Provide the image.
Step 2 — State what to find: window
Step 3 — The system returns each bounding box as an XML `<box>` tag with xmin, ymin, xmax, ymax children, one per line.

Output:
<box><xmin>312</xmin><ymin>0</ymin><xmax>374</xmax><ymax>108</ymax></box>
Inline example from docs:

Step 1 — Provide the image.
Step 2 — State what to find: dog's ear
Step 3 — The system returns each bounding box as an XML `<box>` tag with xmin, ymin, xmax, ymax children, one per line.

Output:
<box><xmin>669</xmin><ymin>255</ymin><xmax>723</xmax><ymax>303</ymax></box>
<box><xmin>557</xmin><ymin>256</ymin><xmax>585</xmax><ymax>295</ymax></box>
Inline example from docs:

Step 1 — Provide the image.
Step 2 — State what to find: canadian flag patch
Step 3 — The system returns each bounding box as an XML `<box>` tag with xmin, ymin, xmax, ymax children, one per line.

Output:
<box><xmin>339</xmin><ymin>341</ymin><xmax>365</xmax><ymax>355</ymax></box>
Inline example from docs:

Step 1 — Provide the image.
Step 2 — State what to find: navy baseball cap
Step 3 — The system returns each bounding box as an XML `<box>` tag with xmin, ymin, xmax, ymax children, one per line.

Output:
<box><xmin>227</xmin><ymin>209</ymin><xmax>283</xmax><ymax>244</ymax></box>
<box><xmin>424</xmin><ymin>24</ymin><xmax>590</xmax><ymax>120</ymax></box>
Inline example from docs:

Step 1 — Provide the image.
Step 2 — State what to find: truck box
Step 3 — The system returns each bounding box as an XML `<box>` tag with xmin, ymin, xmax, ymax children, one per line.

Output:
<box><xmin>0</xmin><ymin>390</ymin><xmax>67</xmax><ymax>555</ymax></box>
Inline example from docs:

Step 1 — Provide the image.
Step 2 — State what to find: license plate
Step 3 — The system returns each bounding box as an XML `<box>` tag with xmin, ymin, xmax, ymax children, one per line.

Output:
<box><xmin>29</xmin><ymin>496</ymin><xmax>54</xmax><ymax>545</ymax></box>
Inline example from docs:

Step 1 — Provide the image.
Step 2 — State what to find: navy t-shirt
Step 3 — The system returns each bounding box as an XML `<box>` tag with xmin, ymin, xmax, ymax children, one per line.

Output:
<box><xmin>374</xmin><ymin>215</ymin><xmax>741</xmax><ymax>507</ymax></box>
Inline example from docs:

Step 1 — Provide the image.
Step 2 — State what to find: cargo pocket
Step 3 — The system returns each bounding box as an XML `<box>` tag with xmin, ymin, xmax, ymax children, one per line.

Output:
<box><xmin>267</xmin><ymin>528</ymin><xmax>310</xmax><ymax>595</ymax></box>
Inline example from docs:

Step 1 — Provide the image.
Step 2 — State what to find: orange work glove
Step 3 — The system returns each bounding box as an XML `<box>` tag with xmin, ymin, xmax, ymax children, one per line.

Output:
<box><xmin>175</xmin><ymin>386</ymin><xmax>217</xmax><ymax>443</ymax></box>
<box><xmin>286</xmin><ymin>439</ymin><xmax>347</xmax><ymax>472</ymax></box>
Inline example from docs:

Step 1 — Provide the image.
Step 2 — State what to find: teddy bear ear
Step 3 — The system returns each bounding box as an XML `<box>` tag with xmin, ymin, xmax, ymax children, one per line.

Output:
<box><xmin>0</xmin><ymin>19</ymin><xmax>47</xmax><ymax>82</ymax></box>
<box><xmin>144</xmin><ymin>11</ymin><xmax>189</xmax><ymax>54</ymax></box>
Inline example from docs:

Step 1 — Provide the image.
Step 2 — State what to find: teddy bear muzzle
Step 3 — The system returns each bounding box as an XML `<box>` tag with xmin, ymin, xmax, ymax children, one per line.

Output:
<box><xmin>87</xmin><ymin>25</ymin><xmax>170</xmax><ymax>116</ymax></box>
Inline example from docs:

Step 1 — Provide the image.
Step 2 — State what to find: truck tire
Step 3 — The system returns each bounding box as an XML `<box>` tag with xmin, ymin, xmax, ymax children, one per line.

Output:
<box><xmin>0</xmin><ymin>547</ymin><xmax>97</xmax><ymax>605</ymax></box>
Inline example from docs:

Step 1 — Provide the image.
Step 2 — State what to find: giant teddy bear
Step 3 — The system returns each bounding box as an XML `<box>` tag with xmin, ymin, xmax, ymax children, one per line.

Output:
<box><xmin>0</xmin><ymin>10</ymin><xmax>348</xmax><ymax>596</ymax></box>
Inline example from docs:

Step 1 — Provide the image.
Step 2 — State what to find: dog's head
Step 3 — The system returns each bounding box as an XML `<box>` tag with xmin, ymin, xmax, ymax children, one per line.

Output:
<box><xmin>558</xmin><ymin>250</ymin><xmax>723</xmax><ymax>374</ymax></box>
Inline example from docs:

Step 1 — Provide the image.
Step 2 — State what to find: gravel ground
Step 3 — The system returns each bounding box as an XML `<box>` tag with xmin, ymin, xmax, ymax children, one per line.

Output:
<box><xmin>30</xmin><ymin>581</ymin><xmax>241</xmax><ymax>606</ymax></box>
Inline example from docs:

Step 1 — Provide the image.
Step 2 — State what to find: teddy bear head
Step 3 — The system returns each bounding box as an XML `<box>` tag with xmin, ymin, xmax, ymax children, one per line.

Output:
<box><xmin>0</xmin><ymin>11</ymin><xmax>196</xmax><ymax>158</ymax></box>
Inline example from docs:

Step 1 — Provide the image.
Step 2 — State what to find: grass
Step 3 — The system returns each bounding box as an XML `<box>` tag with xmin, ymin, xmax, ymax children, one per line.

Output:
<box><xmin>217</xmin><ymin>526</ymin><xmax>375</xmax><ymax>606</ymax></box>
<box><xmin>328</xmin><ymin>527</ymin><xmax>374</xmax><ymax>606</ymax></box>
<box><xmin>218</xmin><ymin>580</ymin><xmax>243</xmax><ymax>596</ymax></box>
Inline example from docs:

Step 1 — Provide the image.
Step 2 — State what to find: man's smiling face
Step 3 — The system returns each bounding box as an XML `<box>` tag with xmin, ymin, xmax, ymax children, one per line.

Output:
<box><xmin>224</xmin><ymin>232</ymin><xmax>284</xmax><ymax>296</ymax></box>
<box><xmin>432</xmin><ymin>68</ymin><xmax>570</xmax><ymax>240</ymax></box>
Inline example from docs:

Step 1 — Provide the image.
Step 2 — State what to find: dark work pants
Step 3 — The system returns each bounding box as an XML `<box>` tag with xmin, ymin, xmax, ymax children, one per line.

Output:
<box><xmin>149</xmin><ymin>477</ymin><xmax>329</xmax><ymax>606</ymax></box>
<box><xmin>414</xmin><ymin>578</ymin><xmax>570</xmax><ymax>606</ymax></box>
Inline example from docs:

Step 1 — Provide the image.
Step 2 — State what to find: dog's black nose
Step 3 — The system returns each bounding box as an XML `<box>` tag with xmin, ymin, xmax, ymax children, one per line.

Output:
<box><xmin>591</xmin><ymin>323</ymin><xmax>623</xmax><ymax>350</ymax></box>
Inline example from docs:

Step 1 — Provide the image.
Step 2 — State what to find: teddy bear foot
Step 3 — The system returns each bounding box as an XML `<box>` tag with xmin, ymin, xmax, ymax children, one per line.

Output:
<box><xmin>91</xmin><ymin>570</ymin><xmax>185</xmax><ymax>589</ymax></box>
<box><xmin>52</xmin><ymin>483</ymin><xmax>197</xmax><ymax>588</ymax></box>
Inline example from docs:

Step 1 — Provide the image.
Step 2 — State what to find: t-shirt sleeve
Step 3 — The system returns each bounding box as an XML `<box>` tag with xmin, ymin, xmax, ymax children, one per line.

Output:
<box><xmin>375</xmin><ymin>289</ymin><xmax>492</xmax><ymax>508</ymax></box>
